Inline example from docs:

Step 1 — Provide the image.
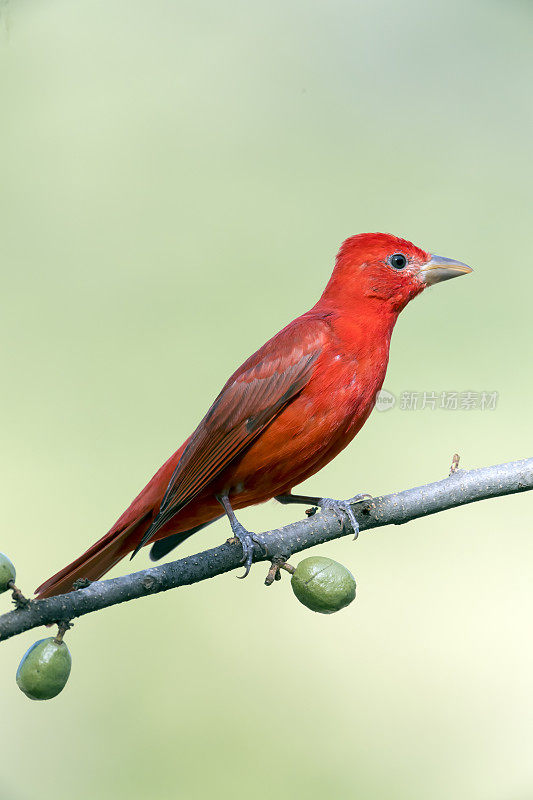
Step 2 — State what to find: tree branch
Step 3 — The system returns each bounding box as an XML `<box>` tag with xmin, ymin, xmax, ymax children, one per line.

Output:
<box><xmin>1</xmin><ymin>457</ymin><xmax>532</xmax><ymax>642</ymax></box>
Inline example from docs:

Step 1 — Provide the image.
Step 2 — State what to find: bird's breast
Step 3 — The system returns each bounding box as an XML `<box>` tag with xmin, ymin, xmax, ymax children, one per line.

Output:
<box><xmin>226</xmin><ymin>345</ymin><xmax>390</xmax><ymax>503</ymax></box>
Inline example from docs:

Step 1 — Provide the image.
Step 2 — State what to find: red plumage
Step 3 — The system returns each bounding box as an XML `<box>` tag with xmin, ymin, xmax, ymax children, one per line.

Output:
<box><xmin>35</xmin><ymin>233</ymin><xmax>471</xmax><ymax>597</ymax></box>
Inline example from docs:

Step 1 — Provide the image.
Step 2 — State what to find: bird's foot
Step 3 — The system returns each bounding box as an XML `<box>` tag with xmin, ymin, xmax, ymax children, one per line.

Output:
<box><xmin>229</xmin><ymin>521</ymin><xmax>266</xmax><ymax>578</ymax></box>
<box><xmin>314</xmin><ymin>494</ymin><xmax>373</xmax><ymax>539</ymax></box>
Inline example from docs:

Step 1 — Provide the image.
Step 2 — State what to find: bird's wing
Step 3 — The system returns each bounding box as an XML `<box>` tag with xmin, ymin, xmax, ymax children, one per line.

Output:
<box><xmin>132</xmin><ymin>318</ymin><xmax>326</xmax><ymax>555</ymax></box>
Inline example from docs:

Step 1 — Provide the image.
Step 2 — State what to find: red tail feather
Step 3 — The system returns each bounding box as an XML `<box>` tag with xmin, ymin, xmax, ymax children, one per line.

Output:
<box><xmin>35</xmin><ymin>514</ymin><xmax>151</xmax><ymax>599</ymax></box>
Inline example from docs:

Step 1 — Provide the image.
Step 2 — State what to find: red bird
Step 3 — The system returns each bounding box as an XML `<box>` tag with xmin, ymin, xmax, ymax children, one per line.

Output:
<box><xmin>35</xmin><ymin>233</ymin><xmax>472</xmax><ymax>598</ymax></box>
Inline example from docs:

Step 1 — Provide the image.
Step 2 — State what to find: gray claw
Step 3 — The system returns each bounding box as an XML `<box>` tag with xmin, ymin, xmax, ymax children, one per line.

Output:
<box><xmin>231</xmin><ymin>523</ymin><xmax>264</xmax><ymax>578</ymax></box>
<box><xmin>318</xmin><ymin>497</ymin><xmax>364</xmax><ymax>539</ymax></box>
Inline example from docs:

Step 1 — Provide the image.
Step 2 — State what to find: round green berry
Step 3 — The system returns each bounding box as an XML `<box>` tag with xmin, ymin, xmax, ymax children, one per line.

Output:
<box><xmin>16</xmin><ymin>638</ymin><xmax>72</xmax><ymax>700</ymax></box>
<box><xmin>291</xmin><ymin>556</ymin><xmax>356</xmax><ymax>614</ymax></box>
<box><xmin>0</xmin><ymin>553</ymin><xmax>16</xmax><ymax>593</ymax></box>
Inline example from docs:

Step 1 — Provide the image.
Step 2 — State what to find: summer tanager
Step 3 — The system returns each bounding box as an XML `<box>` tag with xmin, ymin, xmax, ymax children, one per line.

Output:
<box><xmin>35</xmin><ymin>232</ymin><xmax>472</xmax><ymax>598</ymax></box>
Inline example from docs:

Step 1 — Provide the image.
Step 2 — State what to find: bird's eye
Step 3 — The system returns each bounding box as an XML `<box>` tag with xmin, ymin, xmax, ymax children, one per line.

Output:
<box><xmin>389</xmin><ymin>253</ymin><xmax>407</xmax><ymax>270</ymax></box>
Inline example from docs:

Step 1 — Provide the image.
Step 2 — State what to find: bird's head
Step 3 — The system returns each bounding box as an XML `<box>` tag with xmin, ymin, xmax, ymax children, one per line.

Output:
<box><xmin>322</xmin><ymin>232</ymin><xmax>472</xmax><ymax>314</ymax></box>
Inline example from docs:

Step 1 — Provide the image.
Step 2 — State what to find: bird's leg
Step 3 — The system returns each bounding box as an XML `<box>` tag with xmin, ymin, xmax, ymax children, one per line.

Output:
<box><xmin>276</xmin><ymin>493</ymin><xmax>373</xmax><ymax>539</ymax></box>
<box><xmin>217</xmin><ymin>493</ymin><xmax>265</xmax><ymax>578</ymax></box>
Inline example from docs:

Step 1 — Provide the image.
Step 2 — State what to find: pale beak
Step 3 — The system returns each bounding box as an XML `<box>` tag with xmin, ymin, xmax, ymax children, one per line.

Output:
<box><xmin>418</xmin><ymin>254</ymin><xmax>473</xmax><ymax>286</ymax></box>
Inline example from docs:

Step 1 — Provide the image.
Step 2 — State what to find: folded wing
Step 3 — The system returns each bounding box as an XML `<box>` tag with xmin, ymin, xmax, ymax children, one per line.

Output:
<box><xmin>132</xmin><ymin>318</ymin><xmax>326</xmax><ymax>555</ymax></box>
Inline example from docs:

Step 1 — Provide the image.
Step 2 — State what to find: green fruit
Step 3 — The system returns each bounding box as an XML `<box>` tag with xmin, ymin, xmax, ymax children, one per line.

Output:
<box><xmin>16</xmin><ymin>638</ymin><xmax>72</xmax><ymax>700</ymax></box>
<box><xmin>0</xmin><ymin>553</ymin><xmax>16</xmax><ymax>593</ymax></box>
<box><xmin>291</xmin><ymin>556</ymin><xmax>356</xmax><ymax>614</ymax></box>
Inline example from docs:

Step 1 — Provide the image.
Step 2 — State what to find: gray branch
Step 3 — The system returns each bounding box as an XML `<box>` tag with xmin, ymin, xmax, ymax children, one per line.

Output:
<box><xmin>1</xmin><ymin>457</ymin><xmax>532</xmax><ymax>642</ymax></box>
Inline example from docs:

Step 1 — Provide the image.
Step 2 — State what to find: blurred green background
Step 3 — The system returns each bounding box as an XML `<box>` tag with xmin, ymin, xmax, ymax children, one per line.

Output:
<box><xmin>1</xmin><ymin>0</ymin><xmax>532</xmax><ymax>798</ymax></box>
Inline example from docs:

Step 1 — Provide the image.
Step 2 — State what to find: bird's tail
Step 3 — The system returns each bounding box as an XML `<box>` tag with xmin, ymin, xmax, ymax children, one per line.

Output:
<box><xmin>34</xmin><ymin>513</ymin><xmax>152</xmax><ymax>599</ymax></box>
